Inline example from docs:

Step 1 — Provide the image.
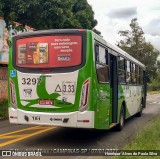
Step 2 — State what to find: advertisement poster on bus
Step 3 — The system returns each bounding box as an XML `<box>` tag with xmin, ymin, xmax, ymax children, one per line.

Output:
<box><xmin>16</xmin><ymin>35</ymin><xmax>81</xmax><ymax>68</ymax></box>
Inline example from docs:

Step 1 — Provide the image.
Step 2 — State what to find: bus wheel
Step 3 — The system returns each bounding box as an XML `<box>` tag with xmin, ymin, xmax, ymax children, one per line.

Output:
<box><xmin>116</xmin><ymin>106</ymin><xmax>125</xmax><ymax>131</ymax></box>
<box><xmin>136</xmin><ymin>101</ymin><xmax>143</xmax><ymax>117</ymax></box>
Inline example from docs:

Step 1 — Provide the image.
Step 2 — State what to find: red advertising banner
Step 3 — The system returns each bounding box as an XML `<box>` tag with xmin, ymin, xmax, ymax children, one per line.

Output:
<box><xmin>16</xmin><ymin>35</ymin><xmax>82</xmax><ymax>68</ymax></box>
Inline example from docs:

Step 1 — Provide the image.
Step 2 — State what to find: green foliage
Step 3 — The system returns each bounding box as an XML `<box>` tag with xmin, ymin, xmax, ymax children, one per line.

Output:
<box><xmin>72</xmin><ymin>0</ymin><xmax>97</xmax><ymax>29</ymax></box>
<box><xmin>148</xmin><ymin>61</ymin><xmax>160</xmax><ymax>91</ymax></box>
<box><xmin>0</xmin><ymin>100</ymin><xmax>8</xmax><ymax>118</ymax></box>
<box><xmin>0</xmin><ymin>1</ymin><xmax>4</xmax><ymax>16</ymax></box>
<box><xmin>118</xmin><ymin>18</ymin><xmax>159</xmax><ymax>81</ymax></box>
<box><xmin>148</xmin><ymin>72</ymin><xmax>160</xmax><ymax>91</ymax></box>
<box><xmin>113</xmin><ymin>116</ymin><xmax>160</xmax><ymax>159</ymax></box>
<box><xmin>0</xmin><ymin>0</ymin><xmax>99</xmax><ymax>33</ymax></box>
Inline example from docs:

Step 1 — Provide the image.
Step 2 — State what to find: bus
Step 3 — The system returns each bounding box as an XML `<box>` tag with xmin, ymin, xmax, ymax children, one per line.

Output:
<box><xmin>8</xmin><ymin>29</ymin><xmax>147</xmax><ymax>130</ymax></box>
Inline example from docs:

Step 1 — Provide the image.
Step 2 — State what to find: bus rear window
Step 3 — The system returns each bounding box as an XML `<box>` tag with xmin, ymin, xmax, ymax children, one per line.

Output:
<box><xmin>16</xmin><ymin>35</ymin><xmax>82</xmax><ymax>68</ymax></box>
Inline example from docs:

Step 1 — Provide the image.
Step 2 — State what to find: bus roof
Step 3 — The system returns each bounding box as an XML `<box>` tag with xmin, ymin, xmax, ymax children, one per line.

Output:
<box><xmin>13</xmin><ymin>29</ymin><xmax>86</xmax><ymax>37</ymax></box>
<box><xmin>13</xmin><ymin>29</ymin><xmax>145</xmax><ymax>69</ymax></box>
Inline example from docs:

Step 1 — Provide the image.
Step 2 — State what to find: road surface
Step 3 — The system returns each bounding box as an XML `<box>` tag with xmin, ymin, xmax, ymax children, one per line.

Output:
<box><xmin>0</xmin><ymin>94</ymin><xmax>160</xmax><ymax>158</ymax></box>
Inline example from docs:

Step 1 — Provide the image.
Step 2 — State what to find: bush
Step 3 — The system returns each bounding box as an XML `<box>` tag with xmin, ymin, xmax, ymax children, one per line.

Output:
<box><xmin>0</xmin><ymin>100</ymin><xmax>8</xmax><ymax>118</ymax></box>
<box><xmin>147</xmin><ymin>75</ymin><xmax>160</xmax><ymax>91</ymax></box>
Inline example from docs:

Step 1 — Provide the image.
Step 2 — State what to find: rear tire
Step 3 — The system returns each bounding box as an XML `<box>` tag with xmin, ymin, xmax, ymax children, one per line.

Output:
<box><xmin>116</xmin><ymin>106</ymin><xmax>125</xmax><ymax>131</ymax></box>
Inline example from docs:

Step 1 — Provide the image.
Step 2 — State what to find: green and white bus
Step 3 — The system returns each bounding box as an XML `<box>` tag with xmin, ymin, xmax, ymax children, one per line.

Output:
<box><xmin>8</xmin><ymin>29</ymin><xmax>147</xmax><ymax>130</ymax></box>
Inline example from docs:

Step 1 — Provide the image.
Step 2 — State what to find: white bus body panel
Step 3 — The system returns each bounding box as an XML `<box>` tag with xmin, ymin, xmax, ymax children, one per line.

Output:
<box><xmin>9</xmin><ymin>108</ymin><xmax>94</xmax><ymax>128</ymax></box>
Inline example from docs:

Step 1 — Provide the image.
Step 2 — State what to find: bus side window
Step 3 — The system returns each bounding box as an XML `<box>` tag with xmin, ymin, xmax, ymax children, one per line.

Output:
<box><xmin>99</xmin><ymin>46</ymin><xmax>106</xmax><ymax>64</ymax></box>
<box><xmin>95</xmin><ymin>45</ymin><xmax>99</xmax><ymax>62</ymax></box>
<box><xmin>96</xmin><ymin>64</ymin><xmax>109</xmax><ymax>82</ymax></box>
<box><xmin>132</xmin><ymin>63</ymin><xmax>136</xmax><ymax>84</ymax></box>
<box><xmin>95</xmin><ymin>44</ymin><xmax>109</xmax><ymax>83</ymax></box>
<box><xmin>126</xmin><ymin>60</ymin><xmax>131</xmax><ymax>84</ymax></box>
<box><xmin>118</xmin><ymin>56</ymin><xmax>126</xmax><ymax>83</ymax></box>
<box><xmin>135</xmin><ymin>65</ymin><xmax>139</xmax><ymax>84</ymax></box>
<box><xmin>139</xmin><ymin>67</ymin><xmax>143</xmax><ymax>84</ymax></box>
<box><xmin>105</xmin><ymin>49</ymin><xmax>109</xmax><ymax>65</ymax></box>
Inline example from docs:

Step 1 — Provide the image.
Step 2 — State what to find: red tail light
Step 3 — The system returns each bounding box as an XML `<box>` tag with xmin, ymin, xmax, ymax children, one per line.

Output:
<box><xmin>10</xmin><ymin>80</ymin><xmax>17</xmax><ymax>107</ymax></box>
<box><xmin>79</xmin><ymin>78</ymin><xmax>90</xmax><ymax>110</ymax></box>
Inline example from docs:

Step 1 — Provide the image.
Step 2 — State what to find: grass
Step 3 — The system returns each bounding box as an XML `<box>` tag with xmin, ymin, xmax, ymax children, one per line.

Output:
<box><xmin>0</xmin><ymin>100</ymin><xmax>8</xmax><ymax>118</ymax></box>
<box><xmin>113</xmin><ymin>115</ymin><xmax>160</xmax><ymax>159</ymax></box>
<box><xmin>147</xmin><ymin>90</ymin><xmax>160</xmax><ymax>95</ymax></box>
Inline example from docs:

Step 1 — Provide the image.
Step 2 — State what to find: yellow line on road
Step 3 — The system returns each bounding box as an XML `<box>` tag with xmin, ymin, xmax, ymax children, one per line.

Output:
<box><xmin>0</xmin><ymin>135</ymin><xmax>24</xmax><ymax>139</ymax></box>
<box><xmin>0</xmin><ymin>126</ymin><xmax>55</xmax><ymax>148</ymax></box>
<box><xmin>0</xmin><ymin>126</ymin><xmax>42</xmax><ymax>137</ymax></box>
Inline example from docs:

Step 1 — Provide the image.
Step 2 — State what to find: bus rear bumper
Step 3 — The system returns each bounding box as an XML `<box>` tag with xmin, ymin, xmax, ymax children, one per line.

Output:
<box><xmin>9</xmin><ymin>108</ymin><xmax>94</xmax><ymax>128</ymax></box>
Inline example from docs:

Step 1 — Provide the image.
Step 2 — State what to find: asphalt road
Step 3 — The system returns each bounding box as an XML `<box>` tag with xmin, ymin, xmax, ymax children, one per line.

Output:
<box><xmin>0</xmin><ymin>94</ymin><xmax>160</xmax><ymax>158</ymax></box>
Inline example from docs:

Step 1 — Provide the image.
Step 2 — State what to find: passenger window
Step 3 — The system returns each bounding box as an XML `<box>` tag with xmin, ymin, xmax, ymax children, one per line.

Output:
<box><xmin>139</xmin><ymin>67</ymin><xmax>144</xmax><ymax>84</ymax></box>
<box><xmin>127</xmin><ymin>60</ymin><xmax>131</xmax><ymax>72</ymax></box>
<box><xmin>95</xmin><ymin>44</ymin><xmax>109</xmax><ymax>83</ymax></box>
<box><xmin>118</xmin><ymin>56</ymin><xmax>125</xmax><ymax>70</ymax></box>
<box><xmin>96</xmin><ymin>64</ymin><xmax>109</xmax><ymax>82</ymax></box>
<box><xmin>95</xmin><ymin>45</ymin><xmax>99</xmax><ymax>62</ymax></box>
<box><xmin>99</xmin><ymin>46</ymin><xmax>106</xmax><ymax>64</ymax></box>
<box><xmin>126</xmin><ymin>60</ymin><xmax>131</xmax><ymax>84</ymax></box>
<box><xmin>119</xmin><ymin>70</ymin><xmax>126</xmax><ymax>83</ymax></box>
<box><xmin>135</xmin><ymin>65</ymin><xmax>139</xmax><ymax>84</ymax></box>
<box><xmin>132</xmin><ymin>63</ymin><xmax>136</xmax><ymax>84</ymax></box>
<box><xmin>126</xmin><ymin>72</ymin><xmax>132</xmax><ymax>84</ymax></box>
<box><xmin>135</xmin><ymin>65</ymin><xmax>139</xmax><ymax>75</ymax></box>
<box><xmin>106</xmin><ymin>50</ymin><xmax>109</xmax><ymax>65</ymax></box>
<box><xmin>118</xmin><ymin>56</ymin><xmax>125</xmax><ymax>83</ymax></box>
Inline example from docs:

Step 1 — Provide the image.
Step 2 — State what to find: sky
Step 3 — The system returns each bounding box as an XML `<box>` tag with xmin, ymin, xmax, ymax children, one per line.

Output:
<box><xmin>87</xmin><ymin>0</ymin><xmax>160</xmax><ymax>52</ymax></box>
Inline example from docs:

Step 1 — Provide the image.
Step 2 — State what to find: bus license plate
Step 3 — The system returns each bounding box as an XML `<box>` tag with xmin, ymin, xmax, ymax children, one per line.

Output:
<box><xmin>39</xmin><ymin>99</ymin><xmax>53</xmax><ymax>105</ymax></box>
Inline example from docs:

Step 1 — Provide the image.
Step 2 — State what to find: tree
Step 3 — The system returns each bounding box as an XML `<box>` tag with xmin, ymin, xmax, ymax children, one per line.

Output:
<box><xmin>72</xmin><ymin>0</ymin><xmax>97</xmax><ymax>29</ymax></box>
<box><xmin>118</xmin><ymin>18</ymin><xmax>159</xmax><ymax>81</ymax></box>
<box><xmin>0</xmin><ymin>0</ymin><xmax>99</xmax><ymax>33</ymax></box>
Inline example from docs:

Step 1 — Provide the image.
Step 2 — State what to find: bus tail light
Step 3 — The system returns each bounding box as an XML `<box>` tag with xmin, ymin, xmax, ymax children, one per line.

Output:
<box><xmin>77</xmin><ymin>120</ymin><xmax>90</xmax><ymax>123</ymax></box>
<box><xmin>79</xmin><ymin>78</ymin><xmax>90</xmax><ymax>110</ymax></box>
<box><xmin>10</xmin><ymin>80</ymin><xmax>17</xmax><ymax>108</ymax></box>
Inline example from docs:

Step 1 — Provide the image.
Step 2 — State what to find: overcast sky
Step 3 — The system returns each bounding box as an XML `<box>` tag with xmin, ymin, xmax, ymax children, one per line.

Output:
<box><xmin>87</xmin><ymin>0</ymin><xmax>160</xmax><ymax>52</ymax></box>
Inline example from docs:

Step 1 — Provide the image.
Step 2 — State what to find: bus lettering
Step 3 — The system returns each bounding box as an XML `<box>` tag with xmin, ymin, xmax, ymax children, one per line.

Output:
<box><xmin>22</xmin><ymin>78</ymin><xmax>40</xmax><ymax>85</ymax></box>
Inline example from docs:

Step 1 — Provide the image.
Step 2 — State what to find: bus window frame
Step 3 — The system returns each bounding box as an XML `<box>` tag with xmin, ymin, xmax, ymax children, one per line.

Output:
<box><xmin>118</xmin><ymin>55</ymin><xmax>126</xmax><ymax>84</ymax></box>
<box><xmin>12</xmin><ymin>30</ymin><xmax>87</xmax><ymax>73</ymax></box>
<box><xmin>94</xmin><ymin>42</ymin><xmax>110</xmax><ymax>84</ymax></box>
